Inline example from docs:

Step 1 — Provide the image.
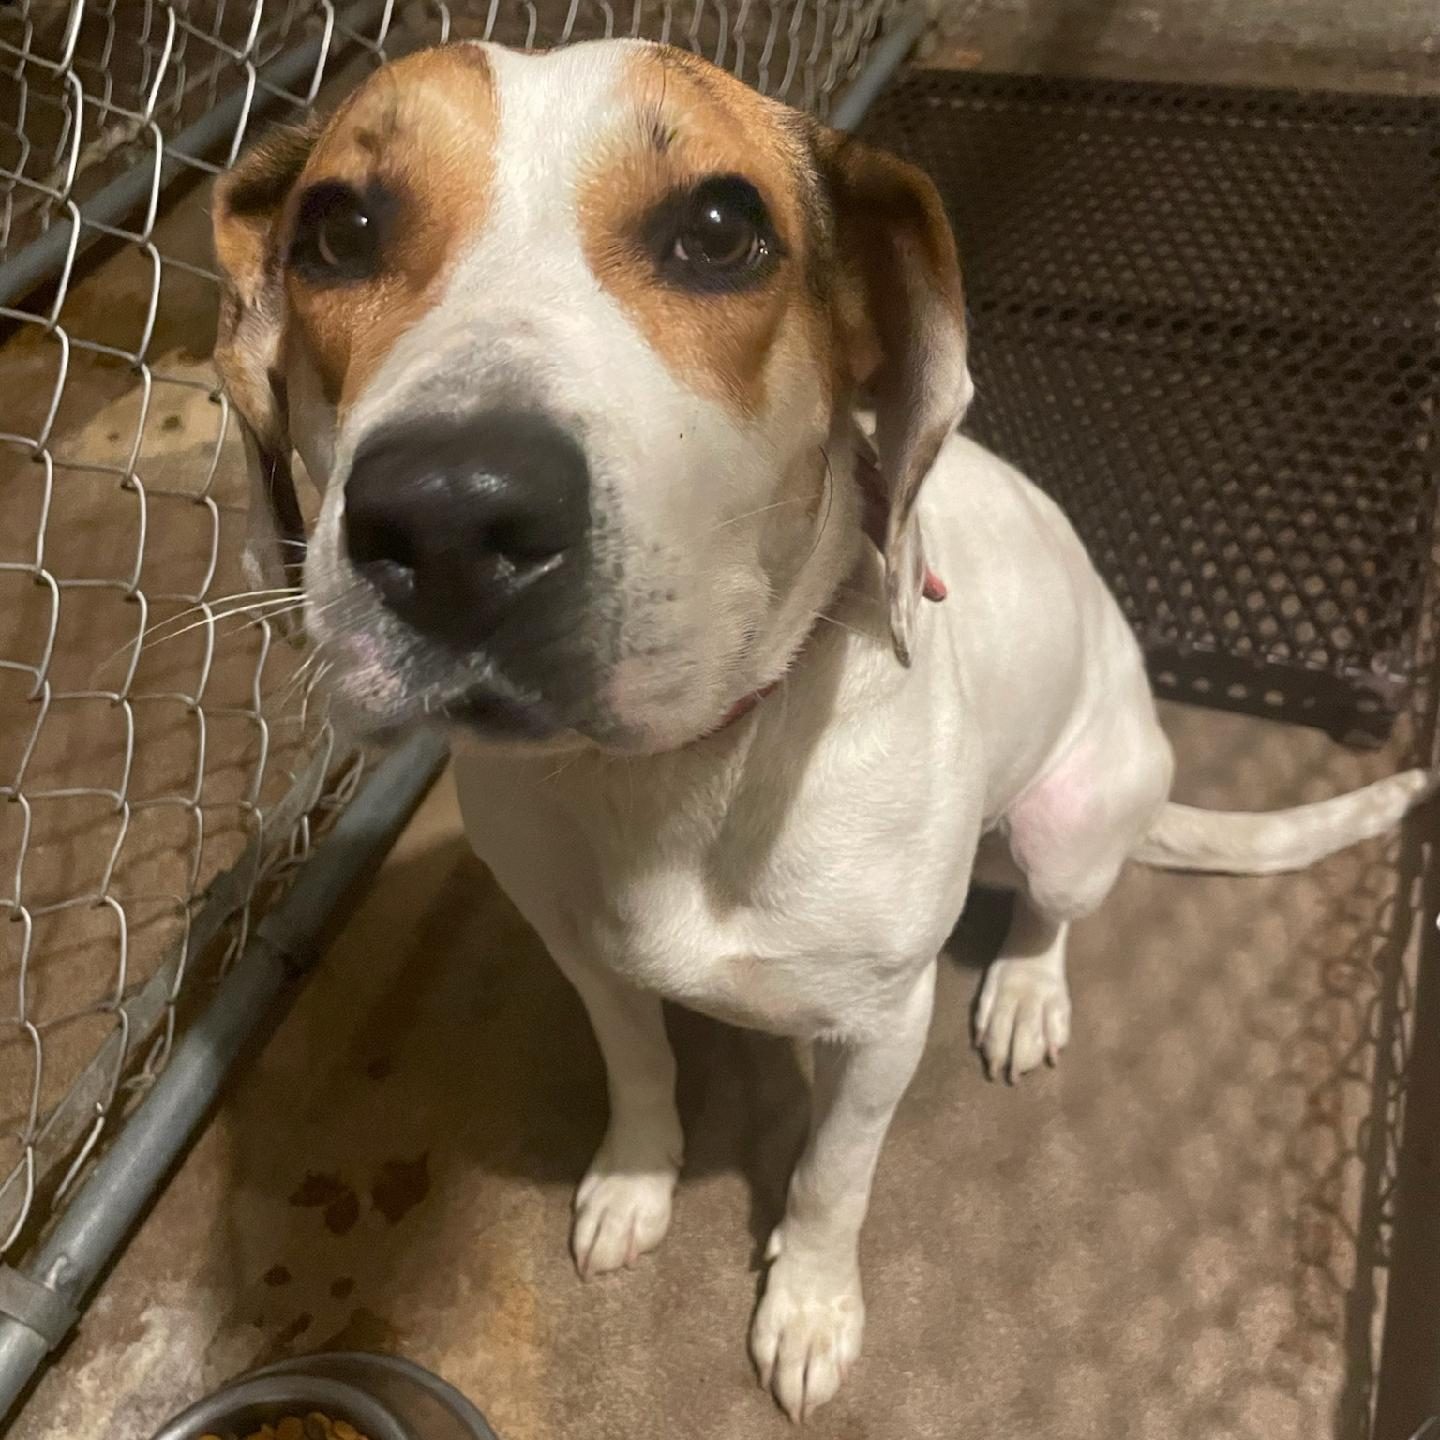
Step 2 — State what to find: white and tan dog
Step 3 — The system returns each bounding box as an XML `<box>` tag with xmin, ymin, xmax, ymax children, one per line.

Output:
<box><xmin>212</xmin><ymin>39</ymin><xmax>1435</xmax><ymax>1420</ymax></box>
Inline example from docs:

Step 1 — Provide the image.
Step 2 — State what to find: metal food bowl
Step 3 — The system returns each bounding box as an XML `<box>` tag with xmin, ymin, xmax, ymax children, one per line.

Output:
<box><xmin>149</xmin><ymin>1352</ymin><xmax>500</xmax><ymax>1440</ymax></box>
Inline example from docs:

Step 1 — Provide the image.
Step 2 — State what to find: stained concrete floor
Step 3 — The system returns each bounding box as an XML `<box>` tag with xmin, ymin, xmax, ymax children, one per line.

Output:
<box><xmin>12</xmin><ymin>697</ymin><xmax>1436</xmax><ymax>1440</ymax></box>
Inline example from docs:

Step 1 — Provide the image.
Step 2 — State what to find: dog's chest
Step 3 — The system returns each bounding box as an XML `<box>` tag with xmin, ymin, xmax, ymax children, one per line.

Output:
<box><xmin>454</xmin><ymin>744</ymin><xmax>972</xmax><ymax>1039</ymax></box>
<box><xmin>563</xmin><ymin>849</ymin><xmax>951</xmax><ymax>1043</ymax></box>
<box><xmin>585</xmin><ymin>858</ymin><xmax>922</xmax><ymax>1036</ymax></box>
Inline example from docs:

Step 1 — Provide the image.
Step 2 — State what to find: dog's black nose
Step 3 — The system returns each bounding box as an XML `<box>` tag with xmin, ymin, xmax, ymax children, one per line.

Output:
<box><xmin>344</xmin><ymin>410</ymin><xmax>590</xmax><ymax>650</ymax></box>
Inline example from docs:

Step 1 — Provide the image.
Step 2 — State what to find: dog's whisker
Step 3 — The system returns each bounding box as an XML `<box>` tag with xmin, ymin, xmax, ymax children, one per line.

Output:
<box><xmin>814</xmin><ymin>611</ymin><xmax>867</xmax><ymax>641</ymax></box>
<box><xmin>705</xmin><ymin>497</ymin><xmax>813</xmax><ymax>535</ymax></box>
<box><xmin>541</xmin><ymin>751</ymin><xmax>585</xmax><ymax>786</ymax></box>
<box><xmin>283</xmin><ymin>657</ymin><xmax>333</xmax><ymax>709</ymax></box>
<box><xmin>145</xmin><ymin>589</ymin><xmax>301</xmax><ymax>634</ymax></box>
<box><xmin>147</xmin><ymin>585</ymin><xmax>301</xmax><ymax>629</ymax></box>
<box><xmin>124</xmin><ymin>596</ymin><xmax>305</xmax><ymax>661</ymax></box>
<box><xmin>800</xmin><ymin>445</ymin><xmax>837</xmax><ymax>571</ymax></box>
<box><xmin>96</xmin><ymin>587</ymin><xmax>304</xmax><ymax>673</ymax></box>
<box><xmin>137</xmin><ymin>596</ymin><xmax>311</xmax><ymax>654</ymax></box>
<box><xmin>275</xmin><ymin>656</ymin><xmax>319</xmax><ymax>705</ymax></box>
<box><xmin>273</xmin><ymin>653</ymin><xmax>337</xmax><ymax>715</ymax></box>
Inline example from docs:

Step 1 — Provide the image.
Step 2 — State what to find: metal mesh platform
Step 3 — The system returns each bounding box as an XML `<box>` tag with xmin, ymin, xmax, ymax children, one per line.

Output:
<box><xmin>861</xmin><ymin>71</ymin><xmax>1440</xmax><ymax>745</ymax></box>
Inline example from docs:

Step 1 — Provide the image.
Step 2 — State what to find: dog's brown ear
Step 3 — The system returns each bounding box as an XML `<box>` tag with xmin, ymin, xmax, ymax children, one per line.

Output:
<box><xmin>212</xmin><ymin>119</ymin><xmax>322</xmax><ymax>594</ymax></box>
<box><xmin>815</xmin><ymin>130</ymin><xmax>969</xmax><ymax>666</ymax></box>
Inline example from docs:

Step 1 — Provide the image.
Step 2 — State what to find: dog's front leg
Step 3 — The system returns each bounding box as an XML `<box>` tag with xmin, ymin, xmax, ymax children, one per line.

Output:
<box><xmin>552</xmin><ymin>952</ymin><xmax>684</xmax><ymax>1278</ymax></box>
<box><xmin>752</xmin><ymin>962</ymin><xmax>937</xmax><ymax>1422</ymax></box>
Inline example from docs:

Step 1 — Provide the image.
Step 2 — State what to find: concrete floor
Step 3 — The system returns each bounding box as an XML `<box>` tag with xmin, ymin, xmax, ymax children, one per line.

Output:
<box><xmin>7</xmin><ymin>3</ymin><xmax>1440</xmax><ymax>1438</ymax></box>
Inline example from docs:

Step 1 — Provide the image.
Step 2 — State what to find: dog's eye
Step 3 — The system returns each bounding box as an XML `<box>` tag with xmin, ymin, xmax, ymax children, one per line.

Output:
<box><xmin>290</xmin><ymin>182</ymin><xmax>384</xmax><ymax>282</ymax></box>
<box><xmin>656</xmin><ymin>176</ymin><xmax>779</xmax><ymax>292</ymax></box>
<box><xmin>676</xmin><ymin>189</ymin><xmax>762</xmax><ymax>269</ymax></box>
<box><xmin>317</xmin><ymin>207</ymin><xmax>372</xmax><ymax>269</ymax></box>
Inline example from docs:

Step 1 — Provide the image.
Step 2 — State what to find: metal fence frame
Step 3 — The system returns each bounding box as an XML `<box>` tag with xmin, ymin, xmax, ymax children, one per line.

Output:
<box><xmin>0</xmin><ymin>0</ymin><xmax>922</xmax><ymax>1420</ymax></box>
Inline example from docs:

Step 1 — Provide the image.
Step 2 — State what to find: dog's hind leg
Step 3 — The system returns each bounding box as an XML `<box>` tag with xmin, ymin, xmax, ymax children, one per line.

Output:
<box><xmin>552</xmin><ymin>952</ymin><xmax>685</xmax><ymax>1278</ymax></box>
<box><xmin>975</xmin><ymin>698</ymin><xmax>1173</xmax><ymax>1081</ymax></box>
<box><xmin>975</xmin><ymin>900</ymin><xmax>1072</xmax><ymax>1081</ymax></box>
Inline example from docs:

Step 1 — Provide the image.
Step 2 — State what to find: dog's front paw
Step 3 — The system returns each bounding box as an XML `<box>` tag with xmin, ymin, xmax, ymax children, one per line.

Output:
<box><xmin>975</xmin><ymin>956</ymin><xmax>1071</xmax><ymax>1081</ymax></box>
<box><xmin>571</xmin><ymin>1134</ymin><xmax>679</xmax><ymax>1279</ymax></box>
<box><xmin>751</xmin><ymin>1236</ymin><xmax>865</xmax><ymax>1423</ymax></box>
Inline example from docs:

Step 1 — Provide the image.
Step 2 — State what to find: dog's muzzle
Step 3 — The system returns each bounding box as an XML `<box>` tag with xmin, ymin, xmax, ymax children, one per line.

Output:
<box><xmin>342</xmin><ymin>407</ymin><xmax>598</xmax><ymax>734</ymax></box>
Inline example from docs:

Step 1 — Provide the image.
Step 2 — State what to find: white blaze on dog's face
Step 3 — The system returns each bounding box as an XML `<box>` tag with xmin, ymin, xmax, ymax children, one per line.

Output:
<box><xmin>211</xmin><ymin>40</ymin><xmax>969</xmax><ymax>751</ymax></box>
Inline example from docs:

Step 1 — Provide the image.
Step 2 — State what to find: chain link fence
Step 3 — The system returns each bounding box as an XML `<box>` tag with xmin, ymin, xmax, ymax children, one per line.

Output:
<box><xmin>0</xmin><ymin>0</ymin><xmax>903</xmax><ymax>1360</ymax></box>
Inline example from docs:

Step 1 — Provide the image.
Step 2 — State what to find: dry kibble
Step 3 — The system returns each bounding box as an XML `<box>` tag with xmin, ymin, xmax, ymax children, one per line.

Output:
<box><xmin>202</xmin><ymin>1414</ymin><xmax>371</xmax><ymax>1440</ymax></box>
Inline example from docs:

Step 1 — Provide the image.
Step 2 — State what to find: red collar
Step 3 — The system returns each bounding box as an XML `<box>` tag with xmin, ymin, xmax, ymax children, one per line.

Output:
<box><xmin>700</xmin><ymin>569</ymin><xmax>946</xmax><ymax>741</ymax></box>
<box><xmin>710</xmin><ymin>679</ymin><xmax>783</xmax><ymax>735</ymax></box>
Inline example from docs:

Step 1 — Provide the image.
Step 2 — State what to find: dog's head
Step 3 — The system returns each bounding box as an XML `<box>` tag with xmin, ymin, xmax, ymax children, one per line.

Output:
<box><xmin>212</xmin><ymin>39</ymin><xmax>968</xmax><ymax>751</ymax></box>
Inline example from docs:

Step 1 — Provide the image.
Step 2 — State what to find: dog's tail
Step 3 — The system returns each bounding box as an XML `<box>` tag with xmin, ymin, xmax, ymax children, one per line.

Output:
<box><xmin>1133</xmin><ymin>768</ymin><xmax>1438</xmax><ymax>876</ymax></box>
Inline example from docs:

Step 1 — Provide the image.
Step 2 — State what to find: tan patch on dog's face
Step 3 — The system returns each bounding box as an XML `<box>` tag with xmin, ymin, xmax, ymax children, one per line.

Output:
<box><xmin>576</xmin><ymin>46</ymin><xmax>830</xmax><ymax>420</ymax></box>
<box><xmin>281</xmin><ymin>45</ymin><xmax>497</xmax><ymax>412</ymax></box>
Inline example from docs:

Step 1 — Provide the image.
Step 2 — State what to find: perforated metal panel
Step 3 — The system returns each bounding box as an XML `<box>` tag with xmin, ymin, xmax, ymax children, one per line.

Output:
<box><xmin>862</xmin><ymin>71</ymin><xmax>1440</xmax><ymax>744</ymax></box>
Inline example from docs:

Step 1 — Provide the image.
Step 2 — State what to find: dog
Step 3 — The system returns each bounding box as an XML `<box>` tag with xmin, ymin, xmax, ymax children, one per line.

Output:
<box><xmin>211</xmin><ymin>38</ymin><xmax>1437</xmax><ymax>1421</ymax></box>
